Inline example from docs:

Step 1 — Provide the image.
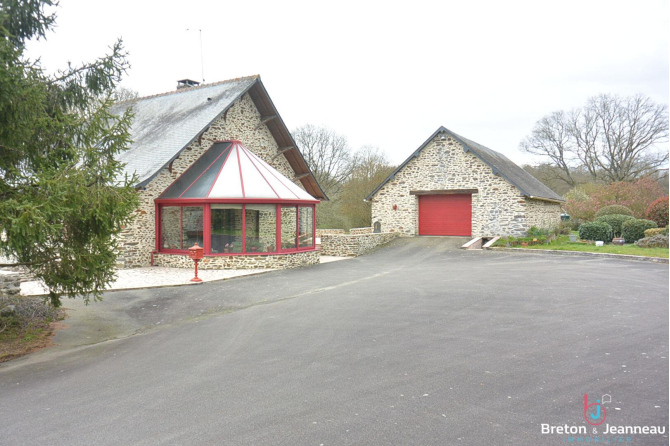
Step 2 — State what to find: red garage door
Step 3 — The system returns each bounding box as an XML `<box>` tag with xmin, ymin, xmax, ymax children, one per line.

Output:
<box><xmin>418</xmin><ymin>194</ymin><xmax>472</xmax><ymax>236</ymax></box>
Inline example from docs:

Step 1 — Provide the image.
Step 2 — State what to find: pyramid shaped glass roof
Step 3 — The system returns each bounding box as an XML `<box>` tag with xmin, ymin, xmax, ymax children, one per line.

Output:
<box><xmin>159</xmin><ymin>141</ymin><xmax>318</xmax><ymax>202</ymax></box>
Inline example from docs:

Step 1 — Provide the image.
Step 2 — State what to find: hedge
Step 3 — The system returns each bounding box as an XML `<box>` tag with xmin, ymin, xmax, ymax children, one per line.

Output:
<box><xmin>578</xmin><ymin>221</ymin><xmax>614</xmax><ymax>242</ymax></box>
<box><xmin>594</xmin><ymin>214</ymin><xmax>635</xmax><ymax>237</ymax></box>
<box><xmin>595</xmin><ymin>205</ymin><xmax>634</xmax><ymax>218</ymax></box>
<box><xmin>621</xmin><ymin>219</ymin><xmax>658</xmax><ymax>243</ymax></box>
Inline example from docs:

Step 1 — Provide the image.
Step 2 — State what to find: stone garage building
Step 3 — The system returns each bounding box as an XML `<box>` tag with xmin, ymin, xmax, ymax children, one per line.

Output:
<box><xmin>366</xmin><ymin>126</ymin><xmax>563</xmax><ymax>237</ymax></box>
<box><xmin>111</xmin><ymin>76</ymin><xmax>327</xmax><ymax>269</ymax></box>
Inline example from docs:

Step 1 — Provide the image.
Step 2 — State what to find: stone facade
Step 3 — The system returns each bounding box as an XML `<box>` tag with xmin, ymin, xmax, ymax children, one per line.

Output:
<box><xmin>524</xmin><ymin>198</ymin><xmax>562</xmax><ymax>230</ymax></box>
<box><xmin>117</xmin><ymin>93</ymin><xmax>306</xmax><ymax>268</ymax></box>
<box><xmin>320</xmin><ymin>232</ymin><xmax>399</xmax><ymax>257</ymax></box>
<box><xmin>153</xmin><ymin>250</ymin><xmax>319</xmax><ymax>270</ymax></box>
<box><xmin>370</xmin><ymin>134</ymin><xmax>561</xmax><ymax>237</ymax></box>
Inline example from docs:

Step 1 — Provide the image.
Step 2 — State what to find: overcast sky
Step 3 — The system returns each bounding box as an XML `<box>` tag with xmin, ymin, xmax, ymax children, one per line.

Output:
<box><xmin>26</xmin><ymin>0</ymin><xmax>669</xmax><ymax>166</ymax></box>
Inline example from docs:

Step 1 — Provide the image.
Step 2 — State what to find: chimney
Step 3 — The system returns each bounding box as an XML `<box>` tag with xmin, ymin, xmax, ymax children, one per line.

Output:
<box><xmin>177</xmin><ymin>79</ymin><xmax>200</xmax><ymax>90</ymax></box>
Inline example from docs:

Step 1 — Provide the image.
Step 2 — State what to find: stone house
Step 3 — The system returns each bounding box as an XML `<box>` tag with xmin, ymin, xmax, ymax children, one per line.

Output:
<box><xmin>111</xmin><ymin>76</ymin><xmax>326</xmax><ymax>269</ymax></box>
<box><xmin>366</xmin><ymin>126</ymin><xmax>563</xmax><ymax>237</ymax></box>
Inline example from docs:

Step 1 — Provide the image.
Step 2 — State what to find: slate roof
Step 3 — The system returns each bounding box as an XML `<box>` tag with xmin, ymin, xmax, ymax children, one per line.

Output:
<box><xmin>366</xmin><ymin>126</ymin><xmax>564</xmax><ymax>202</ymax></box>
<box><xmin>110</xmin><ymin>76</ymin><xmax>326</xmax><ymax>200</ymax></box>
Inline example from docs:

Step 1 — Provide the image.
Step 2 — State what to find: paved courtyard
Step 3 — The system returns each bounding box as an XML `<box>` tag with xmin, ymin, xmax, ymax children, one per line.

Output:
<box><xmin>1</xmin><ymin>238</ymin><xmax>667</xmax><ymax>445</ymax></box>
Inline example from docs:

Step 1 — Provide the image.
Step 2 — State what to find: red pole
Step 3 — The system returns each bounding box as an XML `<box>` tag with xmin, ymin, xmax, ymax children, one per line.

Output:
<box><xmin>191</xmin><ymin>259</ymin><xmax>202</xmax><ymax>282</ymax></box>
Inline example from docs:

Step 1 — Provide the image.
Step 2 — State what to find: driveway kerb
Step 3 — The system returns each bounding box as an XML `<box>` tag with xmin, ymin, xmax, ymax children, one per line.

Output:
<box><xmin>488</xmin><ymin>246</ymin><xmax>668</xmax><ymax>263</ymax></box>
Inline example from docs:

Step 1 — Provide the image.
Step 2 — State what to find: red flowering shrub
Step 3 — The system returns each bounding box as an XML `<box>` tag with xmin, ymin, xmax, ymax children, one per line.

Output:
<box><xmin>646</xmin><ymin>196</ymin><xmax>669</xmax><ymax>228</ymax></box>
<box><xmin>565</xmin><ymin>178</ymin><xmax>665</xmax><ymax>221</ymax></box>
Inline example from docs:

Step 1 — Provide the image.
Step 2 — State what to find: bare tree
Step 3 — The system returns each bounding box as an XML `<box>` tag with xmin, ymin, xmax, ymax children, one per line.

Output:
<box><xmin>521</xmin><ymin>94</ymin><xmax>669</xmax><ymax>185</ymax></box>
<box><xmin>112</xmin><ymin>86</ymin><xmax>139</xmax><ymax>102</ymax></box>
<box><xmin>292</xmin><ymin>124</ymin><xmax>353</xmax><ymax>195</ymax></box>
<box><xmin>520</xmin><ymin>111</ymin><xmax>577</xmax><ymax>187</ymax></box>
<box><xmin>340</xmin><ymin>146</ymin><xmax>395</xmax><ymax>228</ymax></box>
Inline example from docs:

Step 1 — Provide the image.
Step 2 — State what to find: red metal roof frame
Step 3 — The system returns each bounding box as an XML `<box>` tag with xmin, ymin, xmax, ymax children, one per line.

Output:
<box><xmin>157</xmin><ymin>140</ymin><xmax>319</xmax><ymax>203</ymax></box>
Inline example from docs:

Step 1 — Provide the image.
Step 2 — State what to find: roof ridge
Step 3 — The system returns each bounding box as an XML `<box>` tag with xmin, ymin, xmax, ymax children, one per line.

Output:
<box><xmin>116</xmin><ymin>75</ymin><xmax>260</xmax><ymax>105</ymax></box>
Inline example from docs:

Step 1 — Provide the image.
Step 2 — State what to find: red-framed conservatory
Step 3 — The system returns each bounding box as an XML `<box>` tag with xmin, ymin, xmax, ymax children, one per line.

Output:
<box><xmin>155</xmin><ymin>141</ymin><xmax>318</xmax><ymax>256</ymax></box>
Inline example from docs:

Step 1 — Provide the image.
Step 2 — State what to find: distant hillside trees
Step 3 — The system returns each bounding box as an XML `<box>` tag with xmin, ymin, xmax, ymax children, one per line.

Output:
<box><xmin>292</xmin><ymin>125</ymin><xmax>395</xmax><ymax>230</ymax></box>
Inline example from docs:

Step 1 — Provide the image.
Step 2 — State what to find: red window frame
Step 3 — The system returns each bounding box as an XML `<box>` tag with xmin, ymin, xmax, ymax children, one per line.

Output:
<box><xmin>155</xmin><ymin>201</ymin><xmax>316</xmax><ymax>256</ymax></box>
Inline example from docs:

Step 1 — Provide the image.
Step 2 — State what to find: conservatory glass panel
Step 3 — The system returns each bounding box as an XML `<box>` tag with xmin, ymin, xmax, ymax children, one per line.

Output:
<box><xmin>211</xmin><ymin>204</ymin><xmax>243</xmax><ymax>253</ymax></box>
<box><xmin>160</xmin><ymin>206</ymin><xmax>182</xmax><ymax>250</ymax></box>
<box><xmin>181</xmin><ymin>206</ymin><xmax>204</xmax><ymax>249</ymax></box>
<box><xmin>245</xmin><ymin>204</ymin><xmax>277</xmax><ymax>253</ymax></box>
<box><xmin>280</xmin><ymin>206</ymin><xmax>297</xmax><ymax>250</ymax></box>
<box><xmin>298</xmin><ymin>206</ymin><xmax>314</xmax><ymax>248</ymax></box>
<box><xmin>208</xmin><ymin>148</ymin><xmax>244</xmax><ymax>199</ymax></box>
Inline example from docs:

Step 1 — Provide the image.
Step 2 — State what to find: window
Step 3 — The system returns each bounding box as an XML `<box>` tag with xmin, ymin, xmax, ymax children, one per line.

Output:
<box><xmin>281</xmin><ymin>206</ymin><xmax>297</xmax><ymax>250</ymax></box>
<box><xmin>245</xmin><ymin>204</ymin><xmax>277</xmax><ymax>253</ymax></box>
<box><xmin>211</xmin><ymin>204</ymin><xmax>243</xmax><ymax>253</ymax></box>
<box><xmin>160</xmin><ymin>206</ymin><xmax>203</xmax><ymax>250</ymax></box>
<box><xmin>298</xmin><ymin>206</ymin><xmax>314</xmax><ymax>248</ymax></box>
<box><xmin>182</xmin><ymin>206</ymin><xmax>204</xmax><ymax>249</ymax></box>
<box><xmin>158</xmin><ymin>203</ymin><xmax>314</xmax><ymax>255</ymax></box>
<box><xmin>161</xmin><ymin>206</ymin><xmax>181</xmax><ymax>250</ymax></box>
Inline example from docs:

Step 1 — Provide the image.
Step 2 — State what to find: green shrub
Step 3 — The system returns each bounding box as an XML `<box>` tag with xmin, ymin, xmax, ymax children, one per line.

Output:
<box><xmin>569</xmin><ymin>218</ymin><xmax>586</xmax><ymax>231</ymax></box>
<box><xmin>594</xmin><ymin>214</ymin><xmax>635</xmax><ymax>237</ymax></box>
<box><xmin>527</xmin><ymin>226</ymin><xmax>551</xmax><ymax>237</ymax></box>
<box><xmin>646</xmin><ymin>197</ymin><xmax>669</xmax><ymax>228</ymax></box>
<box><xmin>634</xmin><ymin>234</ymin><xmax>669</xmax><ymax>249</ymax></box>
<box><xmin>644</xmin><ymin>227</ymin><xmax>666</xmax><ymax>238</ymax></box>
<box><xmin>554</xmin><ymin>221</ymin><xmax>572</xmax><ymax>235</ymax></box>
<box><xmin>578</xmin><ymin>221</ymin><xmax>614</xmax><ymax>242</ymax></box>
<box><xmin>621</xmin><ymin>219</ymin><xmax>658</xmax><ymax>243</ymax></box>
<box><xmin>595</xmin><ymin>205</ymin><xmax>634</xmax><ymax>218</ymax></box>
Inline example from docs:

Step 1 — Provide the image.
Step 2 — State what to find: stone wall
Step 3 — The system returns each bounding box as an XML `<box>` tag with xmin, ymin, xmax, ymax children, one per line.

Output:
<box><xmin>153</xmin><ymin>251</ymin><xmax>319</xmax><ymax>270</ymax></box>
<box><xmin>349</xmin><ymin>227</ymin><xmax>373</xmax><ymax>235</ymax></box>
<box><xmin>0</xmin><ymin>256</ymin><xmax>33</xmax><ymax>283</ymax></box>
<box><xmin>370</xmin><ymin>134</ymin><xmax>557</xmax><ymax>237</ymax></box>
<box><xmin>316</xmin><ymin>229</ymin><xmax>345</xmax><ymax>236</ymax></box>
<box><xmin>524</xmin><ymin>198</ymin><xmax>562</xmax><ymax>230</ymax></box>
<box><xmin>320</xmin><ymin>232</ymin><xmax>399</xmax><ymax>257</ymax></box>
<box><xmin>118</xmin><ymin>93</ymin><xmax>304</xmax><ymax>268</ymax></box>
<box><xmin>0</xmin><ymin>270</ymin><xmax>20</xmax><ymax>297</ymax></box>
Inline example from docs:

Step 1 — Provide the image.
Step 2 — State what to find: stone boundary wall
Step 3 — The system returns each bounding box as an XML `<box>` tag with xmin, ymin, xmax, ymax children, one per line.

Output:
<box><xmin>349</xmin><ymin>227</ymin><xmax>373</xmax><ymax>235</ymax></box>
<box><xmin>153</xmin><ymin>251</ymin><xmax>320</xmax><ymax>270</ymax></box>
<box><xmin>0</xmin><ymin>256</ymin><xmax>34</xmax><ymax>283</ymax></box>
<box><xmin>0</xmin><ymin>266</ymin><xmax>32</xmax><ymax>282</ymax></box>
<box><xmin>0</xmin><ymin>270</ymin><xmax>20</xmax><ymax>297</ymax></box>
<box><xmin>320</xmin><ymin>232</ymin><xmax>398</xmax><ymax>257</ymax></box>
<box><xmin>316</xmin><ymin>229</ymin><xmax>346</xmax><ymax>236</ymax></box>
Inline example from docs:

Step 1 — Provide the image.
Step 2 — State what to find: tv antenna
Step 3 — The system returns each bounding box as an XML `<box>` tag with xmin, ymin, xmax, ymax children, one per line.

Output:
<box><xmin>186</xmin><ymin>28</ymin><xmax>205</xmax><ymax>83</ymax></box>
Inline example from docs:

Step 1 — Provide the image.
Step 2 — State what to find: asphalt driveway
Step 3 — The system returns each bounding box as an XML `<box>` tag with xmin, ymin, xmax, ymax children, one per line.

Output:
<box><xmin>0</xmin><ymin>237</ymin><xmax>667</xmax><ymax>445</ymax></box>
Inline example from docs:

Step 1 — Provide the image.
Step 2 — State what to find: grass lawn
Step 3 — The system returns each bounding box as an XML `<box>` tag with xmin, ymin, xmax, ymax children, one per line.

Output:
<box><xmin>516</xmin><ymin>236</ymin><xmax>668</xmax><ymax>258</ymax></box>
